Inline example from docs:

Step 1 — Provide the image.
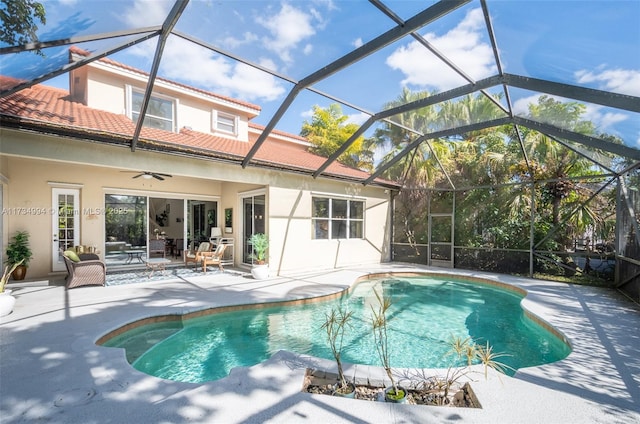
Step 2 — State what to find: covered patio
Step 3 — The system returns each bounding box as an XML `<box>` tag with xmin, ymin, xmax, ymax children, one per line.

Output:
<box><xmin>1</xmin><ymin>265</ymin><xmax>639</xmax><ymax>423</ymax></box>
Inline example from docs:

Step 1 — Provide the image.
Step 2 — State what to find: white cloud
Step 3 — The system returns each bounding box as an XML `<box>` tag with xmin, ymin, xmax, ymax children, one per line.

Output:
<box><xmin>512</xmin><ymin>94</ymin><xmax>540</xmax><ymax>116</ymax></box>
<box><xmin>121</xmin><ymin>0</ymin><xmax>172</xmax><ymax>27</ymax></box>
<box><xmin>118</xmin><ymin>1</ymin><xmax>286</xmax><ymax>103</ymax></box>
<box><xmin>301</xmin><ymin>108</ymin><xmax>314</xmax><ymax>120</ymax></box>
<box><xmin>127</xmin><ymin>37</ymin><xmax>286</xmax><ymax>103</ymax></box>
<box><xmin>303</xmin><ymin>44</ymin><xmax>314</xmax><ymax>55</ymax></box>
<box><xmin>346</xmin><ymin>111</ymin><xmax>369</xmax><ymax>126</ymax></box>
<box><xmin>574</xmin><ymin>67</ymin><xmax>640</xmax><ymax>96</ymax></box>
<box><xmin>353</xmin><ymin>37</ymin><xmax>363</xmax><ymax>49</ymax></box>
<box><xmin>223</xmin><ymin>32</ymin><xmax>259</xmax><ymax>50</ymax></box>
<box><xmin>313</xmin><ymin>0</ymin><xmax>337</xmax><ymax>12</ymax></box>
<box><xmin>582</xmin><ymin>106</ymin><xmax>628</xmax><ymax>134</ymax></box>
<box><xmin>385</xmin><ymin>8</ymin><xmax>496</xmax><ymax>91</ymax></box>
<box><xmin>256</xmin><ymin>3</ymin><xmax>317</xmax><ymax>64</ymax></box>
<box><xmin>585</xmin><ymin>109</ymin><xmax>627</xmax><ymax>129</ymax></box>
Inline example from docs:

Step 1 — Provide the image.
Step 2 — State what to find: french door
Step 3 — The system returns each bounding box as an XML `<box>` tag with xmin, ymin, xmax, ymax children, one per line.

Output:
<box><xmin>52</xmin><ymin>188</ymin><xmax>80</xmax><ymax>272</ymax></box>
<box><xmin>242</xmin><ymin>193</ymin><xmax>266</xmax><ymax>265</ymax></box>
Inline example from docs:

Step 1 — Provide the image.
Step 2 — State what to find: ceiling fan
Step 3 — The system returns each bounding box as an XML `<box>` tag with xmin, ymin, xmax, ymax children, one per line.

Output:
<box><xmin>122</xmin><ymin>171</ymin><xmax>173</xmax><ymax>181</ymax></box>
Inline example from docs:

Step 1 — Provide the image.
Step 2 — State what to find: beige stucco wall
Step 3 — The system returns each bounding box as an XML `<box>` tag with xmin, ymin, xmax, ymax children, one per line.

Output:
<box><xmin>85</xmin><ymin>69</ymin><xmax>127</xmax><ymax>116</ymax></box>
<box><xmin>0</xmin><ymin>156</ymin><xmax>228</xmax><ymax>279</ymax></box>
<box><xmin>0</xmin><ymin>128</ymin><xmax>392</xmax><ymax>280</ymax></box>
<box><xmin>267</xmin><ymin>181</ymin><xmax>391</xmax><ymax>276</ymax></box>
<box><xmin>82</xmin><ymin>66</ymin><xmax>251</xmax><ymax>142</ymax></box>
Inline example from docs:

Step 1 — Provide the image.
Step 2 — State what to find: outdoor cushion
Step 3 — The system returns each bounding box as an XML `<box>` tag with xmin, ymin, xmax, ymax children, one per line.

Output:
<box><xmin>78</xmin><ymin>253</ymin><xmax>100</xmax><ymax>261</ymax></box>
<box><xmin>64</xmin><ymin>249</ymin><xmax>81</xmax><ymax>262</ymax></box>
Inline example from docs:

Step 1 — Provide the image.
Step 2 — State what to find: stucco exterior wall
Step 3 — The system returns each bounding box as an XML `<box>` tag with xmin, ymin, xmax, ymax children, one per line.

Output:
<box><xmin>82</xmin><ymin>66</ymin><xmax>251</xmax><ymax>142</ymax></box>
<box><xmin>267</xmin><ymin>182</ymin><xmax>391</xmax><ymax>276</ymax></box>
<box><xmin>86</xmin><ymin>70</ymin><xmax>127</xmax><ymax>115</ymax></box>
<box><xmin>1</xmin><ymin>129</ymin><xmax>391</xmax><ymax>280</ymax></box>
<box><xmin>0</xmin><ymin>156</ymin><xmax>227</xmax><ymax>279</ymax></box>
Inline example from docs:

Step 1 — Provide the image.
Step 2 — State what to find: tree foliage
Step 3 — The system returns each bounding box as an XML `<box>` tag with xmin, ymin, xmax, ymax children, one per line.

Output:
<box><xmin>300</xmin><ymin>103</ymin><xmax>373</xmax><ymax>171</ymax></box>
<box><xmin>0</xmin><ymin>0</ymin><xmax>46</xmax><ymax>48</ymax></box>
<box><xmin>361</xmin><ymin>89</ymin><xmax>620</xmax><ymax>273</ymax></box>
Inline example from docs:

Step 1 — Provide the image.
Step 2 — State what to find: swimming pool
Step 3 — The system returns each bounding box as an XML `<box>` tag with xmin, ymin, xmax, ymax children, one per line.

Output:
<box><xmin>100</xmin><ymin>275</ymin><xmax>571</xmax><ymax>383</ymax></box>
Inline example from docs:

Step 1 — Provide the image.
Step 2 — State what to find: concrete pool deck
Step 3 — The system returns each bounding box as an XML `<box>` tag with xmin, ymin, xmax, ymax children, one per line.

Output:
<box><xmin>1</xmin><ymin>264</ymin><xmax>639</xmax><ymax>423</ymax></box>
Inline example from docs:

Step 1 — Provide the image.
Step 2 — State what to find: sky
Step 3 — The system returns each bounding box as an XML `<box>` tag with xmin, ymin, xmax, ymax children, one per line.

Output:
<box><xmin>5</xmin><ymin>0</ymin><xmax>640</xmax><ymax>148</ymax></box>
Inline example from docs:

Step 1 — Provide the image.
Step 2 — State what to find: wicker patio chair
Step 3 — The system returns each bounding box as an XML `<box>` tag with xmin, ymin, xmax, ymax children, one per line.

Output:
<box><xmin>62</xmin><ymin>251</ymin><xmax>106</xmax><ymax>289</ymax></box>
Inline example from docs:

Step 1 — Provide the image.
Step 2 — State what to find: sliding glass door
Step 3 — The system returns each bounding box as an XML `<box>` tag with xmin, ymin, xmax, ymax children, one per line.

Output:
<box><xmin>186</xmin><ymin>199</ymin><xmax>218</xmax><ymax>250</ymax></box>
<box><xmin>104</xmin><ymin>195</ymin><xmax>147</xmax><ymax>264</ymax></box>
<box><xmin>104</xmin><ymin>193</ymin><xmax>218</xmax><ymax>266</ymax></box>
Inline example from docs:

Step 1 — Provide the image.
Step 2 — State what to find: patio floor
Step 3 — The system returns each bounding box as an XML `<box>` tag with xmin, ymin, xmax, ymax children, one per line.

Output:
<box><xmin>1</xmin><ymin>264</ymin><xmax>639</xmax><ymax>423</ymax></box>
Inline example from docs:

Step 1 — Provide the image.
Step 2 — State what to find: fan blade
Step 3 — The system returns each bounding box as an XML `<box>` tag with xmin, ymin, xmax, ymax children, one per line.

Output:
<box><xmin>121</xmin><ymin>170</ymin><xmax>171</xmax><ymax>180</ymax></box>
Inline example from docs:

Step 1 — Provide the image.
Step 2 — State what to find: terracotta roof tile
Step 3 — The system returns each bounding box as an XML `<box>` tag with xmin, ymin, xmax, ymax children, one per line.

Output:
<box><xmin>0</xmin><ymin>83</ymin><xmax>393</xmax><ymax>185</ymax></box>
<box><xmin>248</xmin><ymin>122</ymin><xmax>309</xmax><ymax>144</ymax></box>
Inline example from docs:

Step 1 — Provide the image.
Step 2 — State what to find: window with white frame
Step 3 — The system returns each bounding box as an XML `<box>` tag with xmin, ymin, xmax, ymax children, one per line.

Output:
<box><xmin>312</xmin><ymin>197</ymin><xmax>364</xmax><ymax>240</ymax></box>
<box><xmin>213</xmin><ymin>111</ymin><xmax>237</xmax><ymax>135</ymax></box>
<box><xmin>130</xmin><ymin>89</ymin><xmax>175</xmax><ymax>132</ymax></box>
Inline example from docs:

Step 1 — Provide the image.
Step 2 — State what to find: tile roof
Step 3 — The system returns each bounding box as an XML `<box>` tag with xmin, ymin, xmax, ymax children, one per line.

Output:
<box><xmin>0</xmin><ymin>82</ymin><xmax>395</xmax><ymax>187</ymax></box>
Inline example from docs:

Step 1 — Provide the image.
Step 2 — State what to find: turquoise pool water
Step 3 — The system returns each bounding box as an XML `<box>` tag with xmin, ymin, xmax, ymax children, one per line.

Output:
<box><xmin>101</xmin><ymin>276</ymin><xmax>571</xmax><ymax>383</ymax></box>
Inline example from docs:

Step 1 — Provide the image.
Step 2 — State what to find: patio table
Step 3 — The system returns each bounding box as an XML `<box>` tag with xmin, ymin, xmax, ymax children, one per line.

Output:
<box><xmin>144</xmin><ymin>258</ymin><xmax>171</xmax><ymax>278</ymax></box>
<box><xmin>124</xmin><ymin>250</ymin><xmax>145</xmax><ymax>264</ymax></box>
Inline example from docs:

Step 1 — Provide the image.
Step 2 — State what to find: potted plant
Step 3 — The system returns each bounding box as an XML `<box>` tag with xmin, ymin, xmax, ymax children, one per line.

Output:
<box><xmin>0</xmin><ymin>259</ymin><xmax>23</xmax><ymax>317</ymax></box>
<box><xmin>6</xmin><ymin>231</ymin><xmax>32</xmax><ymax>281</ymax></box>
<box><xmin>249</xmin><ymin>233</ymin><xmax>269</xmax><ymax>279</ymax></box>
<box><xmin>370</xmin><ymin>288</ymin><xmax>407</xmax><ymax>403</ymax></box>
<box><xmin>321</xmin><ymin>306</ymin><xmax>356</xmax><ymax>397</ymax></box>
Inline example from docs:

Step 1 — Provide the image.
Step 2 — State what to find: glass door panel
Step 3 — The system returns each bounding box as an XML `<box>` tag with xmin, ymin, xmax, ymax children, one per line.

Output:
<box><xmin>243</xmin><ymin>194</ymin><xmax>266</xmax><ymax>264</ymax></box>
<box><xmin>104</xmin><ymin>195</ymin><xmax>147</xmax><ymax>266</ymax></box>
<box><xmin>187</xmin><ymin>200</ymin><xmax>218</xmax><ymax>250</ymax></box>
<box><xmin>52</xmin><ymin>188</ymin><xmax>80</xmax><ymax>272</ymax></box>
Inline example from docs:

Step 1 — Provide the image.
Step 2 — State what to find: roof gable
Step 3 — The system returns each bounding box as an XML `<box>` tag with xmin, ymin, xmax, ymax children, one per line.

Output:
<box><xmin>69</xmin><ymin>46</ymin><xmax>261</xmax><ymax>116</ymax></box>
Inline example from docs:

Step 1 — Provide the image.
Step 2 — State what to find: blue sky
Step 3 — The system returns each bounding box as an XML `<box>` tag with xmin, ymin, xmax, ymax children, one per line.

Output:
<box><xmin>14</xmin><ymin>0</ymin><xmax>640</xmax><ymax>148</ymax></box>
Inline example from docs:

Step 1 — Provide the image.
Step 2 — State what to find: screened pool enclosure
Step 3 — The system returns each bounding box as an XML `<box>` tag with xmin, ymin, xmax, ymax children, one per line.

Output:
<box><xmin>1</xmin><ymin>0</ymin><xmax>638</xmax><ymax>299</ymax></box>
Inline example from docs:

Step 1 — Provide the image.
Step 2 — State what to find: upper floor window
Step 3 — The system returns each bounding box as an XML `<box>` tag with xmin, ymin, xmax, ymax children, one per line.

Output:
<box><xmin>312</xmin><ymin>197</ymin><xmax>364</xmax><ymax>240</ymax></box>
<box><xmin>213</xmin><ymin>111</ymin><xmax>237</xmax><ymax>135</ymax></box>
<box><xmin>130</xmin><ymin>89</ymin><xmax>175</xmax><ymax>132</ymax></box>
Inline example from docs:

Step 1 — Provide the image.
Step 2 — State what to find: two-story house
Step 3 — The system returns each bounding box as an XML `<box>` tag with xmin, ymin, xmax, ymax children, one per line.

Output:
<box><xmin>0</xmin><ymin>47</ymin><xmax>396</xmax><ymax>280</ymax></box>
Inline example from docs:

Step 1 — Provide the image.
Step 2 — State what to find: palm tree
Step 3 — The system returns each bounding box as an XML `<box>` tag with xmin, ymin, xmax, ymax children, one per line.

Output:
<box><xmin>518</xmin><ymin>97</ymin><xmax>608</xmax><ymax>250</ymax></box>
